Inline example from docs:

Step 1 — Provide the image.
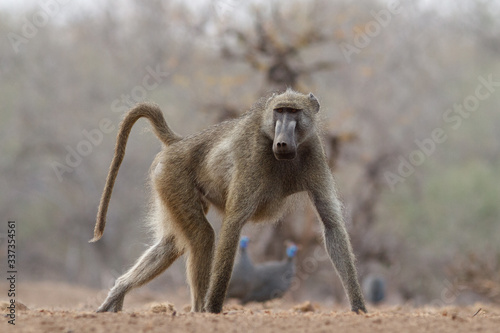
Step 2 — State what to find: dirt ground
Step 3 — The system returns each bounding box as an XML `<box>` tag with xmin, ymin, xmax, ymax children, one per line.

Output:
<box><xmin>1</xmin><ymin>281</ymin><xmax>499</xmax><ymax>333</ymax></box>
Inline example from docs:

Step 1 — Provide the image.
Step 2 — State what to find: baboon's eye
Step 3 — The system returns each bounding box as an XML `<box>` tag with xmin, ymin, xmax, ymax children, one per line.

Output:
<box><xmin>290</xmin><ymin>109</ymin><xmax>301</xmax><ymax>113</ymax></box>
<box><xmin>275</xmin><ymin>108</ymin><xmax>283</xmax><ymax>113</ymax></box>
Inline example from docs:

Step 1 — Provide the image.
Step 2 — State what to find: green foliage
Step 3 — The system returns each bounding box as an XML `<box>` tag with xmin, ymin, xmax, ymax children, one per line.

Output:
<box><xmin>381</xmin><ymin>158</ymin><xmax>500</xmax><ymax>254</ymax></box>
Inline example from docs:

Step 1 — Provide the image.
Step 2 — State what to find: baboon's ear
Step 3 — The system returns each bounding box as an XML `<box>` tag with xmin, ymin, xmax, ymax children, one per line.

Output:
<box><xmin>308</xmin><ymin>93</ymin><xmax>320</xmax><ymax>113</ymax></box>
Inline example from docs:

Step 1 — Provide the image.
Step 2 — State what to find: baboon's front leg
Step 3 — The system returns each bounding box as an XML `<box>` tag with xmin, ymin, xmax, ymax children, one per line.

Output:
<box><xmin>204</xmin><ymin>217</ymin><xmax>245</xmax><ymax>313</ymax></box>
<box><xmin>322</xmin><ymin>220</ymin><xmax>367</xmax><ymax>313</ymax></box>
<box><xmin>310</xmin><ymin>174</ymin><xmax>367</xmax><ymax>313</ymax></box>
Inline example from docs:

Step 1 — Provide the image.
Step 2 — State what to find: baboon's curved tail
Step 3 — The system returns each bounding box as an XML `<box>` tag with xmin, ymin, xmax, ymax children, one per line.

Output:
<box><xmin>90</xmin><ymin>103</ymin><xmax>181</xmax><ymax>243</ymax></box>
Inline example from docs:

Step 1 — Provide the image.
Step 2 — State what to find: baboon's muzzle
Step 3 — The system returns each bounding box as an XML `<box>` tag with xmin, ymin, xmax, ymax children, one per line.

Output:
<box><xmin>273</xmin><ymin>116</ymin><xmax>297</xmax><ymax>160</ymax></box>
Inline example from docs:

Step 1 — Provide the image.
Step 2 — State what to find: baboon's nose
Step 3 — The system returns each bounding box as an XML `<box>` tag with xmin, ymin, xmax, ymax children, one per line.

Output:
<box><xmin>274</xmin><ymin>140</ymin><xmax>296</xmax><ymax>160</ymax></box>
<box><xmin>273</xmin><ymin>117</ymin><xmax>297</xmax><ymax>160</ymax></box>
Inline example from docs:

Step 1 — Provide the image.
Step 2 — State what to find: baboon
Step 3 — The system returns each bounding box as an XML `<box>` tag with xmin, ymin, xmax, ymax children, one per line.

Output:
<box><xmin>90</xmin><ymin>89</ymin><xmax>367</xmax><ymax>314</ymax></box>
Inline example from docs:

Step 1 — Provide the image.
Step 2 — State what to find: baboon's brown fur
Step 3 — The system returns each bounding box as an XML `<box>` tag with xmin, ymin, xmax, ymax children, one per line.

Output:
<box><xmin>91</xmin><ymin>89</ymin><xmax>367</xmax><ymax>314</ymax></box>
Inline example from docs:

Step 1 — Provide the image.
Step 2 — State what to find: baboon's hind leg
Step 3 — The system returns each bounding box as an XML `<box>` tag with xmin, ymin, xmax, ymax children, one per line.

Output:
<box><xmin>163</xmin><ymin>191</ymin><xmax>215</xmax><ymax>312</ymax></box>
<box><xmin>172</xmin><ymin>211</ymin><xmax>215</xmax><ymax>312</ymax></box>
<box><xmin>97</xmin><ymin>235</ymin><xmax>182</xmax><ymax>312</ymax></box>
<box><xmin>185</xmin><ymin>220</ymin><xmax>215</xmax><ymax>312</ymax></box>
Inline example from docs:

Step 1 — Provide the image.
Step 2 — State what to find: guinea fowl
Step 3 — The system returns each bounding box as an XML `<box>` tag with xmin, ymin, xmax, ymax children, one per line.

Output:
<box><xmin>226</xmin><ymin>236</ymin><xmax>255</xmax><ymax>300</ymax></box>
<box><xmin>240</xmin><ymin>243</ymin><xmax>298</xmax><ymax>304</ymax></box>
<box><xmin>362</xmin><ymin>274</ymin><xmax>386</xmax><ymax>304</ymax></box>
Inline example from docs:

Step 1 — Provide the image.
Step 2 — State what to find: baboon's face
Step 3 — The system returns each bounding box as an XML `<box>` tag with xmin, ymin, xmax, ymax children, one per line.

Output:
<box><xmin>272</xmin><ymin>107</ymin><xmax>302</xmax><ymax>160</ymax></box>
<box><xmin>264</xmin><ymin>91</ymin><xmax>320</xmax><ymax>161</ymax></box>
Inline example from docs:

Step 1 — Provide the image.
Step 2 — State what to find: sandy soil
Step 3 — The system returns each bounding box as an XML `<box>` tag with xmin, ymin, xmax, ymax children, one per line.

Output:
<box><xmin>1</xmin><ymin>281</ymin><xmax>499</xmax><ymax>333</ymax></box>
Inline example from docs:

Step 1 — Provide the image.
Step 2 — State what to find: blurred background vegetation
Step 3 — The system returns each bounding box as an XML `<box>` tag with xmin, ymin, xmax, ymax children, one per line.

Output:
<box><xmin>0</xmin><ymin>0</ymin><xmax>499</xmax><ymax>306</ymax></box>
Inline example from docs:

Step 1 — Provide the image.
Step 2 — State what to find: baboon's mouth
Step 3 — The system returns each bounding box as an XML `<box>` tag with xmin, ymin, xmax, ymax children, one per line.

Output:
<box><xmin>274</xmin><ymin>151</ymin><xmax>297</xmax><ymax>160</ymax></box>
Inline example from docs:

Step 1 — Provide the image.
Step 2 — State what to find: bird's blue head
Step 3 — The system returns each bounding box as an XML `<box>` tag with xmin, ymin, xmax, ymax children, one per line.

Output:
<box><xmin>286</xmin><ymin>244</ymin><xmax>298</xmax><ymax>258</ymax></box>
<box><xmin>240</xmin><ymin>236</ymin><xmax>249</xmax><ymax>249</ymax></box>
